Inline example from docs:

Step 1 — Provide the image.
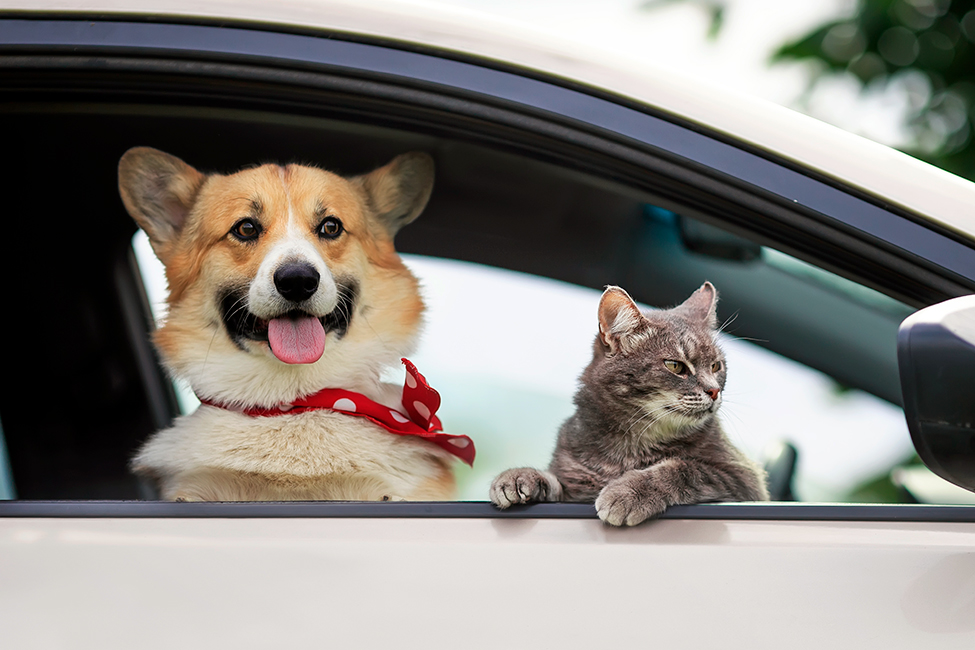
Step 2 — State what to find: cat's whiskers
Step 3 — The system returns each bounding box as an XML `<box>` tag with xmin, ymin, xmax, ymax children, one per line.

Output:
<box><xmin>624</xmin><ymin>396</ymin><xmax>675</xmax><ymax>430</ymax></box>
<box><xmin>714</xmin><ymin>399</ymin><xmax>748</xmax><ymax>432</ymax></box>
<box><xmin>624</xmin><ymin>401</ymin><xmax>700</xmax><ymax>447</ymax></box>
<box><xmin>718</xmin><ymin>311</ymin><xmax>740</xmax><ymax>334</ymax></box>
<box><xmin>617</xmin><ymin>405</ymin><xmax>668</xmax><ymax>447</ymax></box>
<box><xmin>626</xmin><ymin>404</ymin><xmax>670</xmax><ymax>432</ymax></box>
<box><xmin>720</xmin><ymin>334</ymin><xmax>768</xmax><ymax>344</ymax></box>
<box><xmin>623</xmin><ymin>401</ymin><xmax>665</xmax><ymax>429</ymax></box>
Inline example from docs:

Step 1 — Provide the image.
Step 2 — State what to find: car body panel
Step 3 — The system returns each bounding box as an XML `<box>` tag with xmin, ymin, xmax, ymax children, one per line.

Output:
<box><xmin>4</xmin><ymin>0</ymin><xmax>975</xmax><ymax>240</ymax></box>
<box><xmin>2</xmin><ymin>514</ymin><xmax>974</xmax><ymax>648</ymax></box>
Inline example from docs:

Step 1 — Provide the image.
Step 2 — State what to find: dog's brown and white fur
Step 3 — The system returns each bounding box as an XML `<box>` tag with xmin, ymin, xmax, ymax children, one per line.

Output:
<box><xmin>119</xmin><ymin>147</ymin><xmax>457</xmax><ymax>501</ymax></box>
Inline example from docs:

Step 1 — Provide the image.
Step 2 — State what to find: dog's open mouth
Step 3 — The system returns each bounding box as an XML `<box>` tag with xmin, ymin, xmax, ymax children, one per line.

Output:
<box><xmin>219</xmin><ymin>283</ymin><xmax>358</xmax><ymax>364</ymax></box>
<box><xmin>264</xmin><ymin>313</ymin><xmax>326</xmax><ymax>364</ymax></box>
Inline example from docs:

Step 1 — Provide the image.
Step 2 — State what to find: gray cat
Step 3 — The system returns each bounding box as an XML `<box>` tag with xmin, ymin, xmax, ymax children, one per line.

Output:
<box><xmin>490</xmin><ymin>282</ymin><xmax>769</xmax><ymax>526</ymax></box>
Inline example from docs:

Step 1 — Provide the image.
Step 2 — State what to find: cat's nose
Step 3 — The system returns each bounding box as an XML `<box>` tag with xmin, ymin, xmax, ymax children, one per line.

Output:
<box><xmin>706</xmin><ymin>388</ymin><xmax>720</xmax><ymax>401</ymax></box>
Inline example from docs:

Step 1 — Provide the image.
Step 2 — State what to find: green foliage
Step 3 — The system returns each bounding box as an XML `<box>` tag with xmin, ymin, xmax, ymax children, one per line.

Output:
<box><xmin>647</xmin><ymin>0</ymin><xmax>975</xmax><ymax>180</ymax></box>
<box><xmin>639</xmin><ymin>0</ymin><xmax>726</xmax><ymax>39</ymax></box>
<box><xmin>774</xmin><ymin>0</ymin><xmax>975</xmax><ymax>180</ymax></box>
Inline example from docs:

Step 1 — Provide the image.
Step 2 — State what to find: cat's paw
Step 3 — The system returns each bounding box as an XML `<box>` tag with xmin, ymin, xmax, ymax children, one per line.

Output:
<box><xmin>595</xmin><ymin>479</ymin><xmax>665</xmax><ymax>526</ymax></box>
<box><xmin>490</xmin><ymin>468</ymin><xmax>560</xmax><ymax>508</ymax></box>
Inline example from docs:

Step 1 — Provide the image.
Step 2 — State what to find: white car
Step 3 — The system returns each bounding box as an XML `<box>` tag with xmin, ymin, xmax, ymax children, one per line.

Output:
<box><xmin>1</xmin><ymin>1</ymin><xmax>974</xmax><ymax>648</ymax></box>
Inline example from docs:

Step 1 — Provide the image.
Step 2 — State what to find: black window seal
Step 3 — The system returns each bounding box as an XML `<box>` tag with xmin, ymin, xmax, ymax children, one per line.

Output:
<box><xmin>1</xmin><ymin>500</ymin><xmax>974</xmax><ymax>522</ymax></box>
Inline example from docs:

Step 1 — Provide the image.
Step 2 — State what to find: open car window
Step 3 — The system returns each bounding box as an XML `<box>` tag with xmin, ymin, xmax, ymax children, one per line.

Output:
<box><xmin>2</xmin><ymin>15</ymin><xmax>973</xmax><ymax>509</ymax></box>
<box><xmin>131</xmin><ymin>215</ymin><xmax>970</xmax><ymax>505</ymax></box>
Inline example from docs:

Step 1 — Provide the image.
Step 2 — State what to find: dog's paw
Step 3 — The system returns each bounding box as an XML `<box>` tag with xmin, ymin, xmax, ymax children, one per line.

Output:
<box><xmin>489</xmin><ymin>467</ymin><xmax>560</xmax><ymax>509</ymax></box>
<box><xmin>595</xmin><ymin>477</ymin><xmax>665</xmax><ymax>527</ymax></box>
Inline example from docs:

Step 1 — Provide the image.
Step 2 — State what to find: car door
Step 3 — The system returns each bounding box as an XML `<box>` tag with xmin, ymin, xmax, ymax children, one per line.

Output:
<box><xmin>1</xmin><ymin>8</ymin><xmax>974</xmax><ymax>648</ymax></box>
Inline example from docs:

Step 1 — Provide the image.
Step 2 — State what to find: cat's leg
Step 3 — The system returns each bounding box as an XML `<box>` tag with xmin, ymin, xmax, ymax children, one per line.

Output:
<box><xmin>595</xmin><ymin>458</ymin><xmax>738</xmax><ymax>526</ymax></box>
<box><xmin>489</xmin><ymin>467</ymin><xmax>563</xmax><ymax>508</ymax></box>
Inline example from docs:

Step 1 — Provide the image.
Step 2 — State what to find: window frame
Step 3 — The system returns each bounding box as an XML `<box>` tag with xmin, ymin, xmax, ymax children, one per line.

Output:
<box><xmin>2</xmin><ymin>15</ymin><xmax>975</xmax><ymax>520</ymax></box>
<box><xmin>1</xmin><ymin>16</ymin><xmax>972</xmax><ymax>304</ymax></box>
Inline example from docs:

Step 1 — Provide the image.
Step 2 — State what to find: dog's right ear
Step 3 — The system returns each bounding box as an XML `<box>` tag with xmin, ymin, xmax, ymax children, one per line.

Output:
<box><xmin>118</xmin><ymin>147</ymin><xmax>205</xmax><ymax>264</ymax></box>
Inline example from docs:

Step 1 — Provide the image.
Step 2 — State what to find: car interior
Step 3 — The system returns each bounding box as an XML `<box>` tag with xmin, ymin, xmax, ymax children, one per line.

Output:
<box><xmin>0</xmin><ymin>98</ymin><xmax>921</xmax><ymax>503</ymax></box>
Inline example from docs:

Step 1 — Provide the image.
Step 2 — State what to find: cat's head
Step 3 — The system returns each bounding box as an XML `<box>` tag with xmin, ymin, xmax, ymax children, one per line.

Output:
<box><xmin>588</xmin><ymin>282</ymin><xmax>727</xmax><ymax>436</ymax></box>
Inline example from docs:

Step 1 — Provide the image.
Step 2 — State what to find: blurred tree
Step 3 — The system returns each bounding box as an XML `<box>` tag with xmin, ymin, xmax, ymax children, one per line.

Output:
<box><xmin>775</xmin><ymin>0</ymin><xmax>975</xmax><ymax>180</ymax></box>
<box><xmin>643</xmin><ymin>0</ymin><xmax>975</xmax><ymax>180</ymax></box>
<box><xmin>640</xmin><ymin>0</ymin><xmax>727</xmax><ymax>38</ymax></box>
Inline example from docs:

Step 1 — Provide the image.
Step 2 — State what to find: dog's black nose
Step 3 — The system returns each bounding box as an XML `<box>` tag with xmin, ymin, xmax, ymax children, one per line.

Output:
<box><xmin>274</xmin><ymin>263</ymin><xmax>320</xmax><ymax>302</ymax></box>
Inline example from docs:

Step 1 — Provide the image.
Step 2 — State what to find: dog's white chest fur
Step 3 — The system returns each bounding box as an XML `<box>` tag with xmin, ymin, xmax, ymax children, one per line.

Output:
<box><xmin>133</xmin><ymin>407</ymin><xmax>455</xmax><ymax>501</ymax></box>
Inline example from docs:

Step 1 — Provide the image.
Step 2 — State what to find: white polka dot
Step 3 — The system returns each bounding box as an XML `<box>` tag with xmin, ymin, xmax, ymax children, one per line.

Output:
<box><xmin>448</xmin><ymin>438</ymin><xmax>469</xmax><ymax>448</ymax></box>
<box><xmin>277</xmin><ymin>404</ymin><xmax>293</xmax><ymax>412</ymax></box>
<box><xmin>389</xmin><ymin>410</ymin><xmax>410</xmax><ymax>423</ymax></box>
<box><xmin>412</xmin><ymin>400</ymin><xmax>430</xmax><ymax>421</ymax></box>
<box><xmin>332</xmin><ymin>398</ymin><xmax>357</xmax><ymax>412</ymax></box>
<box><xmin>405</xmin><ymin>373</ymin><xmax>417</xmax><ymax>389</ymax></box>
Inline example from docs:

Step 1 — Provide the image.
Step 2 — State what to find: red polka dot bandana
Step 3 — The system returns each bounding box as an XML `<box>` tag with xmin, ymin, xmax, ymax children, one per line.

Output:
<box><xmin>200</xmin><ymin>359</ymin><xmax>475</xmax><ymax>466</ymax></box>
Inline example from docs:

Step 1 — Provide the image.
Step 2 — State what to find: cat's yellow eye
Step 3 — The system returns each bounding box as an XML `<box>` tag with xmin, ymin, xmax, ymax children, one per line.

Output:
<box><xmin>712</xmin><ymin>361</ymin><xmax>722</xmax><ymax>373</ymax></box>
<box><xmin>664</xmin><ymin>360</ymin><xmax>686</xmax><ymax>374</ymax></box>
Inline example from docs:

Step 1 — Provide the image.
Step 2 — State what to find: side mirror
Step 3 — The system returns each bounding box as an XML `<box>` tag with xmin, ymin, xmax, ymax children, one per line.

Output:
<box><xmin>898</xmin><ymin>295</ymin><xmax>975</xmax><ymax>494</ymax></box>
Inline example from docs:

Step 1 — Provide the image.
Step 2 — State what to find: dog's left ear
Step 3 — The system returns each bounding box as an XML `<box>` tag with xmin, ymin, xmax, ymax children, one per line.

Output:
<box><xmin>356</xmin><ymin>152</ymin><xmax>434</xmax><ymax>237</ymax></box>
<box><xmin>118</xmin><ymin>147</ymin><xmax>205</xmax><ymax>264</ymax></box>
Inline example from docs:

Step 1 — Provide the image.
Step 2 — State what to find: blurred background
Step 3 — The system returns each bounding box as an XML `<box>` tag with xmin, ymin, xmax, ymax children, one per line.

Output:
<box><xmin>442</xmin><ymin>0</ymin><xmax>975</xmax><ymax>181</ymax></box>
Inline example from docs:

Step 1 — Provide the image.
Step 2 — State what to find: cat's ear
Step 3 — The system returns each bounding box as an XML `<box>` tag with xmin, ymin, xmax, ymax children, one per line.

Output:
<box><xmin>598</xmin><ymin>286</ymin><xmax>648</xmax><ymax>355</ymax></box>
<box><xmin>676</xmin><ymin>281</ymin><xmax>719</xmax><ymax>329</ymax></box>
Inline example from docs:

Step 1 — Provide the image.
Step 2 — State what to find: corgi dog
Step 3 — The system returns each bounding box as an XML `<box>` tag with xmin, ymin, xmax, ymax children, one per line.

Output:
<box><xmin>119</xmin><ymin>147</ymin><xmax>467</xmax><ymax>502</ymax></box>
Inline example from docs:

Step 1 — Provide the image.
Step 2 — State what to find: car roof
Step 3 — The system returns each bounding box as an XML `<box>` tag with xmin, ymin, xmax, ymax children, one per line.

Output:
<box><xmin>7</xmin><ymin>0</ymin><xmax>975</xmax><ymax>241</ymax></box>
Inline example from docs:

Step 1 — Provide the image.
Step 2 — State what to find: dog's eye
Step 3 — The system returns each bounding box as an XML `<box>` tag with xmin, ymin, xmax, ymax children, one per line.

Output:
<box><xmin>230</xmin><ymin>219</ymin><xmax>260</xmax><ymax>241</ymax></box>
<box><xmin>317</xmin><ymin>217</ymin><xmax>344</xmax><ymax>239</ymax></box>
<box><xmin>664</xmin><ymin>360</ymin><xmax>687</xmax><ymax>375</ymax></box>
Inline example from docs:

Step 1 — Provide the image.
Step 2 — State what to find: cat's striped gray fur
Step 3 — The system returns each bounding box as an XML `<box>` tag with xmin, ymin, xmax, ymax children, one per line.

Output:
<box><xmin>490</xmin><ymin>282</ymin><xmax>769</xmax><ymax>526</ymax></box>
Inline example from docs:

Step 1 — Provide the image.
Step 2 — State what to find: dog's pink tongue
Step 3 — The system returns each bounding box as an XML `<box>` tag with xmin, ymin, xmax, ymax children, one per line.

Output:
<box><xmin>267</xmin><ymin>316</ymin><xmax>326</xmax><ymax>364</ymax></box>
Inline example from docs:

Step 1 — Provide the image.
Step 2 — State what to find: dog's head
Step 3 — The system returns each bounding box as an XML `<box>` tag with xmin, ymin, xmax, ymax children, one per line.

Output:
<box><xmin>119</xmin><ymin>147</ymin><xmax>433</xmax><ymax>406</ymax></box>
